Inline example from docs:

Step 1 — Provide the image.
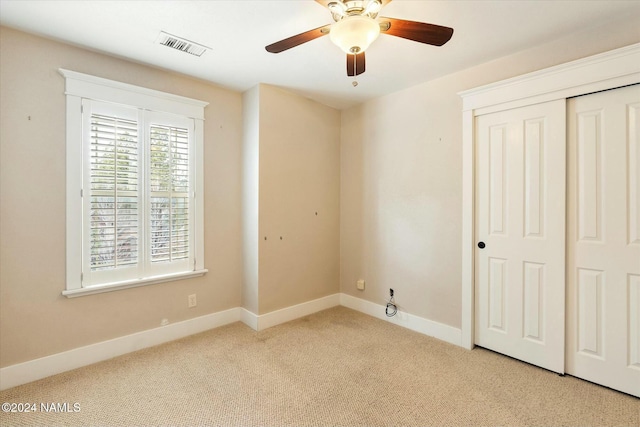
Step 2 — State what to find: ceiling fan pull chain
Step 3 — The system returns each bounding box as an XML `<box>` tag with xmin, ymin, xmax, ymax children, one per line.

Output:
<box><xmin>352</xmin><ymin>54</ymin><xmax>358</xmax><ymax>87</ymax></box>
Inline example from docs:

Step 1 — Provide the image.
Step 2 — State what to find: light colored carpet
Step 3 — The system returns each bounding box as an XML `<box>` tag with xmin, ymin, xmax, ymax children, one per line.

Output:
<box><xmin>0</xmin><ymin>306</ymin><xmax>638</xmax><ymax>426</ymax></box>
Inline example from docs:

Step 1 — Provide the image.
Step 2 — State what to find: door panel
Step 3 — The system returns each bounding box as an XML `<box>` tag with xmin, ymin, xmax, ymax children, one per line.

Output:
<box><xmin>475</xmin><ymin>100</ymin><xmax>566</xmax><ymax>374</ymax></box>
<box><xmin>523</xmin><ymin>261</ymin><xmax>544</xmax><ymax>342</ymax></box>
<box><xmin>630</xmin><ymin>274</ymin><xmax>640</xmax><ymax>368</ymax></box>
<box><xmin>524</xmin><ymin>119</ymin><xmax>545</xmax><ymax>238</ymax></box>
<box><xmin>488</xmin><ymin>257</ymin><xmax>507</xmax><ymax>331</ymax></box>
<box><xmin>576</xmin><ymin>268</ymin><xmax>604</xmax><ymax>356</ymax></box>
<box><xmin>567</xmin><ymin>84</ymin><xmax>640</xmax><ymax>397</ymax></box>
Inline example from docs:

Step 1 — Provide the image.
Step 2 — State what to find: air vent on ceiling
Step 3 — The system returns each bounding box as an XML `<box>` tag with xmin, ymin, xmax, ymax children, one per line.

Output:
<box><xmin>156</xmin><ymin>31</ymin><xmax>210</xmax><ymax>57</ymax></box>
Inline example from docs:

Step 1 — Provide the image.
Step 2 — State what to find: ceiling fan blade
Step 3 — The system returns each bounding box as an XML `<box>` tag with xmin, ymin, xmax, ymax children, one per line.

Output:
<box><xmin>265</xmin><ymin>24</ymin><xmax>331</xmax><ymax>53</ymax></box>
<box><xmin>347</xmin><ymin>52</ymin><xmax>366</xmax><ymax>77</ymax></box>
<box><xmin>379</xmin><ymin>17</ymin><xmax>453</xmax><ymax>46</ymax></box>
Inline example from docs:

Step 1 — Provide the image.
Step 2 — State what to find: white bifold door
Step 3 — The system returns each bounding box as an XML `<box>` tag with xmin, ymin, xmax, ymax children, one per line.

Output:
<box><xmin>566</xmin><ymin>84</ymin><xmax>640</xmax><ymax>397</ymax></box>
<box><xmin>475</xmin><ymin>100</ymin><xmax>567</xmax><ymax>374</ymax></box>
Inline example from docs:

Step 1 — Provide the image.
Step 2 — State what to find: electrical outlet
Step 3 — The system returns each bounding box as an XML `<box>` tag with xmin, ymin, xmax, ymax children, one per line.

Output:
<box><xmin>188</xmin><ymin>294</ymin><xmax>197</xmax><ymax>308</ymax></box>
<box><xmin>356</xmin><ymin>279</ymin><xmax>365</xmax><ymax>290</ymax></box>
<box><xmin>390</xmin><ymin>288</ymin><xmax>394</xmax><ymax>297</ymax></box>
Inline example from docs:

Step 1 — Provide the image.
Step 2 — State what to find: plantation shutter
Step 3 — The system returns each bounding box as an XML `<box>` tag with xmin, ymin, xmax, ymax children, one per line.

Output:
<box><xmin>81</xmin><ymin>101</ymin><xmax>195</xmax><ymax>287</ymax></box>
<box><xmin>149</xmin><ymin>124</ymin><xmax>190</xmax><ymax>263</ymax></box>
<box><xmin>82</xmin><ymin>101</ymin><xmax>142</xmax><ymax>286</ymax></box>
<box><xmin>89</xmin><ymin>113</ymin><xmax>139</xmax><ymax>271</ymax></box>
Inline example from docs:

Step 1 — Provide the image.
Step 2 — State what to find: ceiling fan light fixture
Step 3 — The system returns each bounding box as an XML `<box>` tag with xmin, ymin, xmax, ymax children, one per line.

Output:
<box><xmin>329</xmin><ymin>15</ymin><xmax>380</xmax><ymax>54</ymax></box>
<box><xmin>363</xmin><ymin>0</ymin><xmax>382</xmax><ymax>16</ymax></box>
<box><xmin>328</xmin><ymin>1</ymin><xmax>347</xmax><ymax>16</ymax></box>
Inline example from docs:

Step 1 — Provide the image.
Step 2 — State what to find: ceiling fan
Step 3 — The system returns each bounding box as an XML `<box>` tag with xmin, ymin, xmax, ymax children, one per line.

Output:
<box><xmin>265</xmin><ymin>0</ymin><xmax>454</xmax><ymax>77</ymax></box>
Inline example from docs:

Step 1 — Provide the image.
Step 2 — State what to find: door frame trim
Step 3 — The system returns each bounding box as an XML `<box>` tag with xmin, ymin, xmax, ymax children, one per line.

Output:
<box><xmin>458</xmin><ymin>43</ymin><xmax>640</xmax><ymax>350</ymax></box>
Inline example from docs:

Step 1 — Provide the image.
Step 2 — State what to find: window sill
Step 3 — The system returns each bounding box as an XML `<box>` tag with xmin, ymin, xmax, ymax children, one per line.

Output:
<box><xmin>62</xmin><ymin>269</ymin><xmax>208</xmax><ymax>298</ymax></box>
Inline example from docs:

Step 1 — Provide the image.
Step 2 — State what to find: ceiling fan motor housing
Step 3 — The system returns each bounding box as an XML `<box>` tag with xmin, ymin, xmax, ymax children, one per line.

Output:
<box><xmin>329</xmin><ymin>0</ymin><xmax>382</xmax><ymax>21</ymax></box>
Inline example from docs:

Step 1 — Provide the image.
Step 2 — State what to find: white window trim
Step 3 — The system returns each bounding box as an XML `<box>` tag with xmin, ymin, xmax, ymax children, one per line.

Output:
<box><xmin>60</xmin><ymin>69</ymin><xmax>208</xmax><ymax>298</ymax></box>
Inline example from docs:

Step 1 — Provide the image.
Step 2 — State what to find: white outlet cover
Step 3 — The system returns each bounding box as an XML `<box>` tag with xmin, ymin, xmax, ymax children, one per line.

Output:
<box><xmin>188</xmin><ymin>294</ymin><xmax>197</xmax><ymax>307</ymax></box>
<box><xmin>356</xmin><ymin>280</ymin><xmax>365</xmax><ymax>290</ymax></box>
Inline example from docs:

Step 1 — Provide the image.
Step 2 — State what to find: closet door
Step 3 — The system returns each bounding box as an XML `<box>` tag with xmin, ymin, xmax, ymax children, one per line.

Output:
<box><xmin>566</xmin><ymin>84</ymin><xmax>640</xmax><ymax>397</ymax></box>
<box><xmin>475</xmin><ymin>100</ymin><xmax>566</xmax><ymax>373</ymax></box>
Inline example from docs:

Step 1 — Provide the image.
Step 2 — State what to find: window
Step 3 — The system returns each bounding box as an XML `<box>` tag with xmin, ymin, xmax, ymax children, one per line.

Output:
<box><xmin>61</xmin><ymin>69</ymin><xmax>207</xmax><ymax>297</ymax></box>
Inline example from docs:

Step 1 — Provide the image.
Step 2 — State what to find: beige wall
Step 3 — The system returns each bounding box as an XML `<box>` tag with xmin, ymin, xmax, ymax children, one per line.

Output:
<box><xmin>0</xmin><ymin>27</ymin><xmax>244</xmax><ymax>367</ymax></box>
<box><xmin>253</xmin><ymin>84</ymin><xmax>341</xmax><ymax>314</ymax></box>
<box><xmin>340</xmin><ymin>15</ymin><xmax>640</xmax><ymax>328</ymax></box>
<box><xmin>0</xmin><ymin>27</ymin><xmax>340</xmax><ymax>368</ymax></box>
<box><xmin>242</xmin><ymin>86</ymin><xmax>260</xmax><ymax>314</ymax></box>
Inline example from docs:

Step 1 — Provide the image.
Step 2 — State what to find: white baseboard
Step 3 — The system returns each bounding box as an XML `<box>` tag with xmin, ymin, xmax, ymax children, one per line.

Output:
<box><xmin>340</xmin><ymin>294</ymin><xmax>462</xmax><ymax>347</ymax></box>
<box><xmin>242</xmin><ymin>293</ymin><xmax>341</xmax><ymax>331</ymax></box>
<box><xmin>240</xmin><ymin>307</ymin><xmax>258</xmax><ymax>330</ymax></box>
<box><xmin>0</xmin><ymin>293</ymin><xmax>461</xmax><ymax>391</ymax></box>
<box><xmin>0</xmin><ymin>307</ymin><xmax>242</xmax><ymax>391</ymax></box>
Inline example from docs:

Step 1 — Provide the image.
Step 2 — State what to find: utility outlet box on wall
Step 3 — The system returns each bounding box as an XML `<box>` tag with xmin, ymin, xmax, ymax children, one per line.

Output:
<box><xmin>356</xmin><ymin>279</ymin><xmax>365</xmax><ymax>290</ymax></box>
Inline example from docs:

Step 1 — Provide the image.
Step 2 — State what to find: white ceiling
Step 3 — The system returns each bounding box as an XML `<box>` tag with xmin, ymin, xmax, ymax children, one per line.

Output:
<box><xmin>1</xmin><ymin>0</ymin><xmax>639</xmax><ymax>109</ymax></box>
